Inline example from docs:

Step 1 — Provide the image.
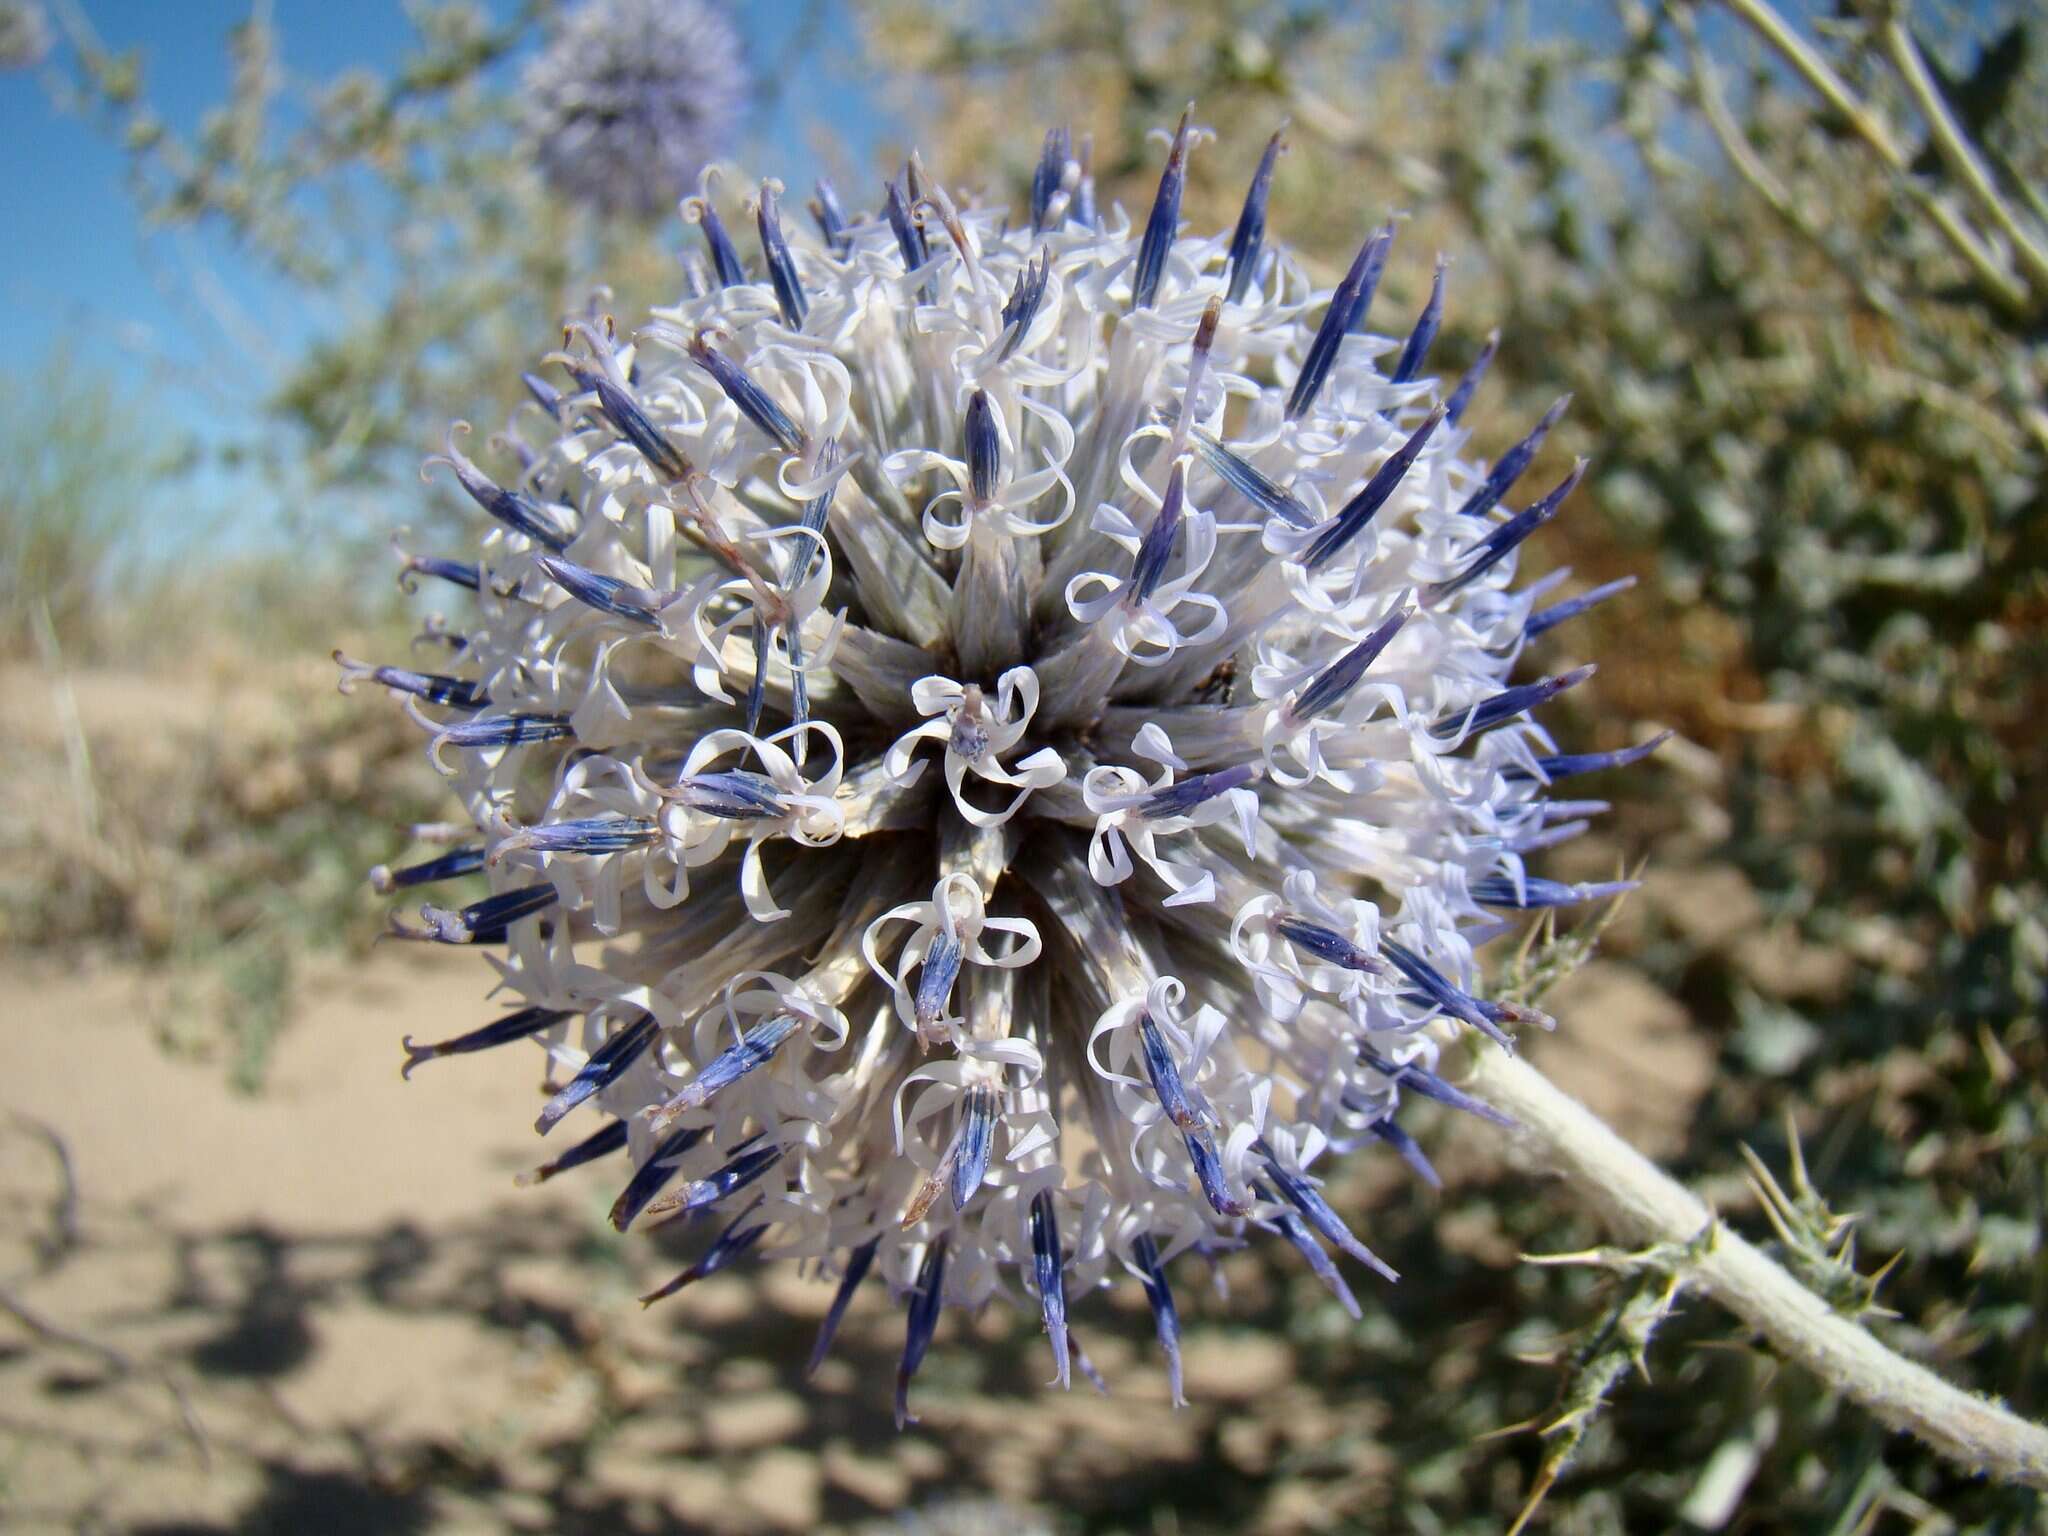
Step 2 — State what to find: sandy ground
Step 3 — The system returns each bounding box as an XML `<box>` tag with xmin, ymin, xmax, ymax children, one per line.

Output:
<box><xmin>0</xmin><ymin>943</ymin><xmax>1231</xmax><ymax>1535</ymax></box>
<box><xmin>0</xmin><ymin>928</ymin><xmax>1711</xmax><ymax>1536</ymax></box>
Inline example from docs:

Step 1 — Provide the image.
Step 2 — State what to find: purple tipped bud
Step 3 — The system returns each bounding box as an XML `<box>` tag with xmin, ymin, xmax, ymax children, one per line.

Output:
<box><xmin>756</xmin><ymin>180</ymin><xmax>808</xmax><ymax>330</ymax></box>
<box><xmin>1379</xmin><ymin>941</ymin><xmax>1514</xmax><ymax>1048</ymax></box>
<box><xmin>1184</xmin><ymin>1126</ymin><xmax>1247</xmax><ymax>1218</ymax></box>
<box><xmin>1288</xmin><ymin>601</ymin><xmax>1413</xmax><ymax>723</ymax></box>
<box><xmin>495</xmin><ymin>815</ymin><xmax>658</xmax><ymax>860</ymax></box>
<box><xmin>885</xmin><ymin>175</ymin><xmax>930</xmax><ymax>280</ymax></box>
<box><xmin>1371</xmin><ymin>1117</ymin><xmax>1440</xmax><ymax>1188</ymax></box>
<box><xmin>1390</xmin><ymin>255</ymin><xmax>1447</xmax><ymax>384</ymax></box>
<box><xmin>1525</xmin><ymin>575</ymin><xmax>1635</xmax><ymax>640</ymax></box>
<box><xmin>397</xmin><ymin>554</ymin><xmax>481</xmax><ymax>594</ymax></box>
<box><xmin>806</xmin><ymin>1236</ymin><xmax>880</xmax><ymax>1378</ymax></box>
<box><xmin>1258</xmin><ymin>1147</ymin><xmax>1398</xmax><ymax>1281</ymax></box>
<box><xmin>1190</xmin><ymin>429</ymin><xmax>1314</xmax><ymax>528</ymax></box>
<box><xmin>685</xmin><ymin>330</ymin><xmax>806</xmax><ymax>453</ymax></box>
<box><xmin>1302</xmin><ymin>406</ymin><xmax>1445</xmax><ymax>569</ymax></box>
<box><xmin>895</xmin><ymin>1233</ymin><xmax>949</xmax><ymax>1428</ymax></box>
<box><xmin>591</xmin><ymin>373</ymin><xmax>691</xmax><ymax>481</ymax></box>
<box><xmin>949</xmin><ymin>1085</ymin><xmax>997</xmax><ymax>1211</ymax></box>
<box><xmin>424</xmin><ymin>430</ymin><xmax>576</xmax><ymax>550</ymax></box>
<box><xmin>1029</xmin><ymin>1189</ymin><xmax>1070</xmax><ymax>1388</ymax></box>
<box><xmin>1132</xmin><ymin>106</ymin><xmax>1195</xmax><ymax>311</ymax></box>
<box><xmin>335</xmin><ymin>652</ymin><xmax>489</xmax><ymax>710</ymax></box>
<box><xmin>535</xmin><ymin>554</ymin><xmax>662</xmax><ymax>625</ymax></box>
<box><xmin>790</xmin><ymin>435</ymin><xmax>841</xmax><ymax>588</ymax></box>
<box><xmin>1134</xmin><ymin>1013</ymin><xmax>1244</xmax><ymax>1217</ymax></box>
<box><xmin>1259</xmin><ymin>1189</ymin><xmax>1362</xmax><ymax>1318</ymax></box>
<box><xmin>370</xmin><ymin>844</ymin><xmax>485</xmax><ymax>895</ymax></box>
<box><xmin>536</xmin><ymin>1011</ymin><xmax>660</xmax><ymax>1134</ymax></box>
<box><xmin>1427</xmin><ymin>458</ymin><xmax>1586</xmax><ymax>602</ymax></box>
<box><xmin>913</xmin><ymin>932</ymin><xmax>965</xmax><ymax>1038</ymax></box>
<box><xmin>392</xmin><ymin>882</ymin><xmax>559</xmax><ymax>945</ymax></box>
<box><xmin>1468</xmin><ymin>875</ymin><xmax>1638</xmax><ymax>910</ymax></box>
<box><xmin>522</xmin><ymin>372</ymin><xmax>565</xmax><ymax>415</ymax></box>
<box><xmin>515</xmin><ymin>1118</ymin><xmax>629</xmax><ymax>1188</ymax></box>
<box><xmin>426</xmin><ymin>713</ymin><xmax>574</xmax><ymax>752</ymax></box>
<box><xmin>1273</xmin><ymin>915</ymin><xmax>1382</xmax><ymax>973</ymax></box>
<box><xmin>1131</xmin><ymin>1233</ymin><xmax>1185</xmax><ymax>1406</ymax></box>
<box><xmin>608</xmin><ymin>1122</ymin><xmax>709</xmax><ymax>1231</ymax></box>
<box><xmin>1225</xmin><ymin>126</ymin><xmax>1286</xmax><ymax>305</ymax></box>
<box><xmin>1444</xmin><ymin>330</ymin><xmax>1499</xmax><ymax>426</ymax></box>
<box><xmin>1137</xmin><ymin>1011</ymin><xmax>1203</xmax><ymax>1132</ymax></box>
<box><xmin>1458</xmin><ymin>395</ymin><xmax>1570</xmax><ymax>520</ymax></box>
<box><xmin>400</xmin><ymin>1004</ymin><xmax>574</xmax><ymax>1081</ymax></box>
<box><xmin>1141</xmin><ymin>762</ymin><xmax>1258</xmax><ymax>820</ymax></box>
<box><xmin>996</xmin><ymin>250</ymin><xmax>1052</xmax><ymax>362</ymax></box>
<box><xmin>1287</xmin><ymin>222</ymin><xmax>1393</xmax><ymax>420</ymax></box>
<box><xmin>1432</xmin><ymin>664</ymin><xmax>1595</xmax><ymax>740</ymax></box>
<box><xmin>1030</xmin><ymin>126</ymin><xmax>1074</xmax><ymax>232</ymax></box>
<box><xmin>659</xmin><ymin>1012</ymin><xmax>801</xmax><ymax>1120</ymax></box>
<box><xmin>1504</xmin><ymin>730</ymin><xmax>1672</xmax><ymax>783</ymax></box>
<box><xmin>1357</xmin><ymin>1047</ymin><xmax>1516</xmax><ymax>1128</ymax></box>
<box><xmin>675</xmin><ymin>769</ymin><xmax>789</xmax><ymax>821</ymax></box>
<box><xmin>745</xmin><ymin>612</ymin><xmax>770</xmax><ymax>736</ymax></box>
<box><xmin>640</xmin><ymin>1199</ymin><xmax>770</xmax><ymax>1306</ymax></box>
<box><xmin>1126</xmin><ymin>461</ymin><xmax>1188</xmax><ymax>607</ymax></box>
<box><xmin>1344</xmin><ymin>222</ymin><xmax>1395</xmax><ymax>335</ymax></box>
<box><xmin>808</xmin><ymin>177</ymin><xmax>851</xmax><ymax>254</ymax></box>
<box><xmin>687</xmin><ymin>194</ymin><xmax>748</xmax><ymax>287</ymax></box>
<box><xmin>644</xmin><ymin>1137</ymin><xmax>785</xmax><ymax>1224</ymax></box>
<box><xmin>965</xmin><ymin>389</ymin><xmax>1001</xmax><ymax>505</ymax></box>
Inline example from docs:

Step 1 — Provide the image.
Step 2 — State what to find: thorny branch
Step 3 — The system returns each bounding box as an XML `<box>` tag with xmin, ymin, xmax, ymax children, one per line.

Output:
<box><xmin>1708</xmin><ymin>0</ymin><xmax>2046</xmax><ymax>320</ymax></box>
<box><xmin>1450</xmin><ymin>1030</ymin><xmax>2048</xmax><ymax>1492</ymax></box>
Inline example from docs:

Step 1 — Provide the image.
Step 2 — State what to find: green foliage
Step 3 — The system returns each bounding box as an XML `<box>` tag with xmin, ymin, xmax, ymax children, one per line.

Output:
<box><xmin>0</xmin><ymin>564</ymin><xmax>444</xmax><ymax>1091</ymax></box>
<box><xmin>0</xmin><ymin>364</ymin><xmax>175</xmax><ymax>657</ymax></box>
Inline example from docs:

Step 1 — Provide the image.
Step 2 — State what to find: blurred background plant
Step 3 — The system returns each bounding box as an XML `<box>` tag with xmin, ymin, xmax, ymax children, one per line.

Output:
<box><xmin>3</xmin><ymin>0</ymin><xmax>2043</xmax><ymax>1529</ymax></box>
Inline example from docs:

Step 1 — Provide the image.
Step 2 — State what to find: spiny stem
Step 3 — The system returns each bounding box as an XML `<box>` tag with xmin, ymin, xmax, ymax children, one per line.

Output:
<box><xmin>1873</xmin><ymin>10</ymin><xmax>2048</xmax><ymax>299</ymax></box>
<box><xmin>1714</xmin><ymin>0</ymin><xmax>2036</xmax><ymax>319</ymax></box>
<box><xmin>1450</xmin><ymin>1030</ymin><xmax>2048</xmax><ymax>1491</ymax></box>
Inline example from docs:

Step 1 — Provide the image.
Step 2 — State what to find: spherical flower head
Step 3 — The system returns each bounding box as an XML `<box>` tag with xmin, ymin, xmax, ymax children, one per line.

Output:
<box><xmin>523</xmin><ymin>0</ymin><xmax>745</xmax><ymax>221</ymax></box>
<box><xmin>351</xmin><ymin>111</ymin><xmax>1657</xmax><ymax>1420</ymax></box>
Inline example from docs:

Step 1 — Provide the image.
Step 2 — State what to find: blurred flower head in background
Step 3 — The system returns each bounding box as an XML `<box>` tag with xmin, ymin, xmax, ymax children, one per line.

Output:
<box><xmin>0</xmin><ymin>0</ymin><xmax>52</xmax><ymax>69</ymax></box>
<box><xmin>523</xmin><ymin>0</ymin><xmax>745</xmax><ymax>220</ymax></box>
<box><xmin>343</xmin><ymin>110</ymin><xmax>1652</xmax><ymax>1422</ymax></box>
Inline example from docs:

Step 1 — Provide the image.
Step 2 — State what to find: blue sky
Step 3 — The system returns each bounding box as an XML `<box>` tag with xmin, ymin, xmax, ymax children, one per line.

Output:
<box><xmin>0</xmin><ymin>0</ymin><xmax>892</xmax><ymax>545</ymax></box>
<box><xmin>0</xmin><ymin>0</ymin><xmax>1973</xmax><ymax>550</ymax></box>
<box><xmin>1</xmin><ymin>0</ymin><xmax>889</xmax><ymax>343</ymax></box>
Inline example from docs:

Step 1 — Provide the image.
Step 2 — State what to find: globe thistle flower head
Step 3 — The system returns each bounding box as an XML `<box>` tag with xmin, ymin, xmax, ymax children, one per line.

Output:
<box><xmin>0</xmin><ymin>1</ymin><xmax>51</xmax><ymax>69</ymax></box>
<box><xmin>523</xmin><ymin>0</ymin><xmax>745</xmax><ymax>220</ymax></box>
<box><xmin>351</xmin><ymin>111</ymin><xmax>1658</xmax><ymax>1421</ymax></box>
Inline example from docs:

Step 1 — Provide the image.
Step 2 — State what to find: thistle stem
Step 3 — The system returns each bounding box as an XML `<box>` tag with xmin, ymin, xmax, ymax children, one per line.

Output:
<box><xmin>1874</xmin><ymin>12</ymin><xmax>2048</xmax><ymax>300</ymax></box>
<box><xmin>1715</xmin><ymin>0</ymin><xmax>2035</xmax><ymax>319</ymax></box>
<box><xmin>1451</xmin><ymin>1033</ymin><xmax>2048</xmax><ymax>1491</ymax></box>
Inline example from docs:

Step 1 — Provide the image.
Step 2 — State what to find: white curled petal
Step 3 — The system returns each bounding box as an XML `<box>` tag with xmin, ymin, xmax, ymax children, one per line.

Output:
<box><xmin>957</xmin><ymin>1036</ymin><xmax>1044</xmax><ymax>1080</ymax></box>
<box><xmin>1153</xmin><ymin>859</ymin><xmax>1216</xmax><ymax>908</ymax></box>
<box><xmin>738</xmin><ymin>837</ymin><xmax>789</xmax><ymax>922</ymax></box>
<box><xmin>1089</xmin><ymin>821</ymin><xmax>1136</xmax><ymax>887</ymax></box>
<box><xmin>1130</xmin><ymin>721</ymin><xmax>1186</xmax><ymax>772</ymax></box>
<box><xmin>911</xmin><ymin>676</ymin><xmax>964</xmax><ymax>715</ymax></box>
<box><xmin>967</xmin><ymin>915</ymin><xmax>1041</xmax><ymax>968</ymax></box>
<box><xmin>883</xmin><ymin>719</ymin><xmax>947</xmax><ymax>785</ymax></box>
<box><xmin>1081</xmin><ymin>763</ymin><xmax>1147</xmax><ymax>813</ymax></box>
<box><xmin>1222</xmin><ymin>787</ymin><xmax>1261</xmax><ymax>855</ymax></box>
<box><xmin>1064</xmin><ymin>571</ymin><xmax>1125</xmax><ymax>623</ymax></box>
